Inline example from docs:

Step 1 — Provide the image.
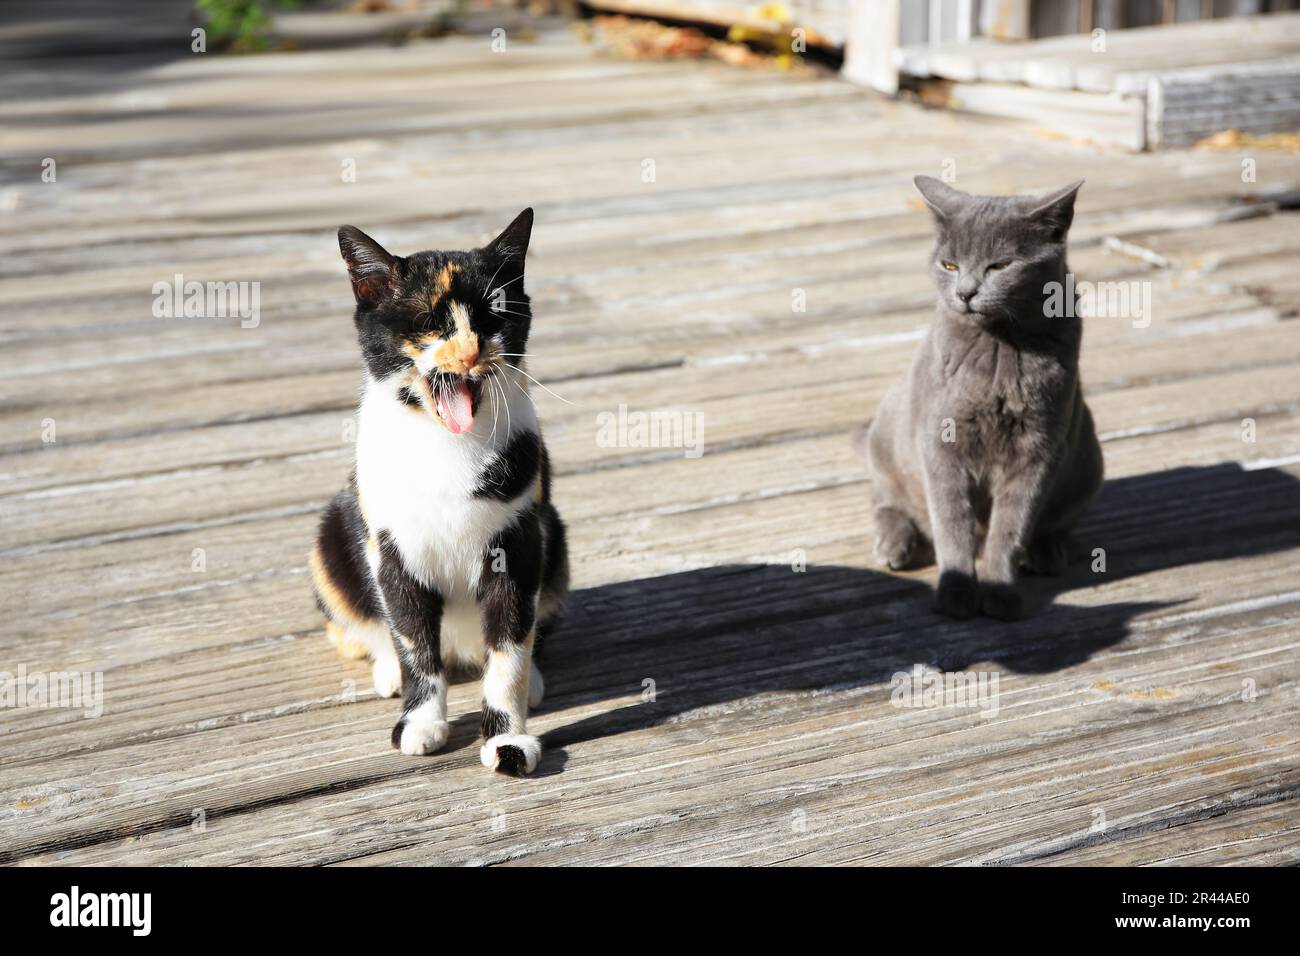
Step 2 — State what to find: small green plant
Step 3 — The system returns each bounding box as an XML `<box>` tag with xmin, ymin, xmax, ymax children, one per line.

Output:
<box><xmin>197</xmin><ymin>0</ymin><xmax>305</xmax><ymax>52</ymax></box>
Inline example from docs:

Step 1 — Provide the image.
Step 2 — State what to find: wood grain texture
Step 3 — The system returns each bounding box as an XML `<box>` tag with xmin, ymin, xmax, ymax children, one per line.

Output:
<box><xmin>1</xmin><ymin>24</ymin><xmax>1298</xmax><ymax>867</ymax></box>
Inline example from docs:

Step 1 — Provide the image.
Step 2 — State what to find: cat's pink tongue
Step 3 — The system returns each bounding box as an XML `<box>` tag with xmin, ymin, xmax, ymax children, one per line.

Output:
<box><xmin>437</xmin><ymin>381</ymin><xmax>474</xmax><ymax>434</ymax></box>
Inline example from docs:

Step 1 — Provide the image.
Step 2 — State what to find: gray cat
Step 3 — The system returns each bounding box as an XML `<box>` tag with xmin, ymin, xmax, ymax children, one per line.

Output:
<box><xmin>860</xmin><ymin>176</ymin><xmax>1103</xmax><ymax>621</ymax></box>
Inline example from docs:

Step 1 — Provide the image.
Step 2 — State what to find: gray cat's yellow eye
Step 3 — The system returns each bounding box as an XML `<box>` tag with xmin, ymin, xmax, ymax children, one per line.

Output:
<box><xmin>941</xmin><ymin>261</ymin><xmax>958</xmax><ymax>271</ymax></box>
<box><xmin>986</xmin><ymin>261</ymin><xmax>1010</xmax><ymax>272</ymax></box>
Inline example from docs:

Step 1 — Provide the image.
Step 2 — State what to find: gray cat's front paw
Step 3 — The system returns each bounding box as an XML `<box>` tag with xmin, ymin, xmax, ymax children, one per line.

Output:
<box><xmin>873</xmin><ymin>508</ymin><xmax>931</xmax><ymax>570</ymax></box>
<box><xmin>876</xmin><ymin>532</ymin><xmax>917</xmax><ymax>571</ymax></box>
<box><xmin>935</xmin><ymin>571</ymin><xmax>979</xmax><ymax>619</ymax></box>
<box><xmin>979</xmin><ymin>582</ymin><xmax>1025</xmax><ymax>621</ymax></box>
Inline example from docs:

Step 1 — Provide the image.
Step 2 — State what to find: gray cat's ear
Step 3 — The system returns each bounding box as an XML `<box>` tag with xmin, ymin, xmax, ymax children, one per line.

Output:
<box><xmin>913</xmin><ymin>175</ymin><xmax>969</xmax><ymax>219</ymax></box>
<box><xmin>338</xmin><ymin>226</ymin><xmax>397</xmax><ymax>307</ymax></box>
<box><xmin>1027</xmin><ymin>180</ymin><xmax>1083</xmax><ymax>240</ymax></box>
<box><xmin>484</xmin><ymin>207</ymin><xmax>533</xmax><ymax>270</ymax></box>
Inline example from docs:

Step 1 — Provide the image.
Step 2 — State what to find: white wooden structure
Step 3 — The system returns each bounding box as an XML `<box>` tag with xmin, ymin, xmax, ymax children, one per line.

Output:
<box><xmin>846</xmin><ymin>3</ymin><xmax>1300</xmax><ymax>148</ymax></box>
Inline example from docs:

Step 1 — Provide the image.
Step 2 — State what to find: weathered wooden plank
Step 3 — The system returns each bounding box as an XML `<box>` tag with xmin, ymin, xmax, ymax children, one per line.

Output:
<box><xmin>1037</xmin><ymin>800</ymin><xmax>1300</xmax><ymax>864</ymax></box>
<box><xmin>939</xmin><ymin>80</ymin><xmax>1146</xmax><ymax>150</ymax></box>
<box><xmin>10</xmin><ymin>600</ymin><xmax>1296</xmax><ymax>864</ymax></box>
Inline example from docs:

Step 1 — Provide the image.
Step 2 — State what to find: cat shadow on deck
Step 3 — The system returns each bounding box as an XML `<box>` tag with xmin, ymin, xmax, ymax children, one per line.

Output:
<box><xmin>537</xmin><ymin>462</ymin><xmax>1300</xmax><ymax>757</ymax></box>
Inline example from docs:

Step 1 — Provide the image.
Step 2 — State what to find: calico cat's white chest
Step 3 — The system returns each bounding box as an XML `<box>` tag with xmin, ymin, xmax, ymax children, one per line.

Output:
<box><xmin>354</xmin><ymin>381</ymin><xmax>535</xmax><ymax>600</ymax></box>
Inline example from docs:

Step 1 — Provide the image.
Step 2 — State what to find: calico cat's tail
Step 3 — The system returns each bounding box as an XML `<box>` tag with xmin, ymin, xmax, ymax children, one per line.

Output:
<box><xmin>311</xmin><ymin>488</ymin><xmax>405</xmax><ymax>698</ymax></box>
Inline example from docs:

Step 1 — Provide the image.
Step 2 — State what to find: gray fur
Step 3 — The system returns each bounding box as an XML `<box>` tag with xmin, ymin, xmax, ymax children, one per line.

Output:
<box><xmin>861</xmin><ymin>176</ymin><xmax>1103</xmax><ymax>620</ymax></box>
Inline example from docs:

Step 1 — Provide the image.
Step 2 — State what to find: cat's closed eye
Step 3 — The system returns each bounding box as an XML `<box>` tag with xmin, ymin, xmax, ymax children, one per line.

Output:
<box><xmin>985</xmin><ymin>260</ymin><xmax>1011</xmax><ymax>273</ymax></box>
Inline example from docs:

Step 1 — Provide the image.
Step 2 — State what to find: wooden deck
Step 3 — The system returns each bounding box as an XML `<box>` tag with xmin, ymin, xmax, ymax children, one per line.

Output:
<box><xmin>2</xmin><ymin>23</ymin><xmax>1299</xmax><ymax>866</ymax></box>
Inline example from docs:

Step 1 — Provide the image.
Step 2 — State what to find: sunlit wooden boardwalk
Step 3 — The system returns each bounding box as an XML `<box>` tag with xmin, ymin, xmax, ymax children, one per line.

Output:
<box><xmin>1</xmin><ymin>21</ymin><xmax>1298</xmax><ymax>866</ymax></box>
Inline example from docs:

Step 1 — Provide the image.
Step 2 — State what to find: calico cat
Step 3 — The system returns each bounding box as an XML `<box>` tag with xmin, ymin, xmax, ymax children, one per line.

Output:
<box><xmin>861</xmin><ymin>177</ymin><xmax>1102</xmax><ymax>621</ymax></box>
<box><xmin>310</xmin><ymin>208</ymin><xmax>568</xmax><ymax>776</ymax></box>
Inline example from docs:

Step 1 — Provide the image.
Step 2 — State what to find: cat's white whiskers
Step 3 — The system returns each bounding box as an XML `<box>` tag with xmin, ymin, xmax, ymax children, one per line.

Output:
<box><xmin>489</xmin><ymin>273</ymin><xmax>525</xmax><ymax>297</ymax></box>
<box><xmin>488</xmin><ymin>371</ymin><xmax>506</xmax><ymax>450</ymax></box>
<box><xmin>486</xmin><ymin>374</ymin><xmax>500</xmax><ymax>447</ymax></box>
<box><xmin>489</xmin><ymin>307</ymin><xmax>533</xmax><ymax>321</ymax></box>
<box><xmin>481</xmin><ymin>259</ymin><xmax>507</xmax><ymax>299</ymax></box>
<box><xmin>503</xmin><ymin>368</ymin><xmax>544</xmax><ymax>420</ymax></box>
<box><xmin>501</xmin><ymin>370</ymin><xmax>514</xmax><ymax>438</ymax></box>
<box><xmin>483</xmin><ymin>365</ymin><xmax>514</xmax><ymax>440</ymax></box>
<box><xmin>508</xmin><ymin>365</ymin><xmax>575</xmax><ymax>407</ymax></box>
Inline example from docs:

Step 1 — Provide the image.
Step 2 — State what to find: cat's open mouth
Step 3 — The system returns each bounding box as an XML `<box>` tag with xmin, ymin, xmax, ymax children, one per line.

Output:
<box><xmin>430</xmin><ymin>374</ymin><xmax>481</xmax><ymax>435</ymax></box>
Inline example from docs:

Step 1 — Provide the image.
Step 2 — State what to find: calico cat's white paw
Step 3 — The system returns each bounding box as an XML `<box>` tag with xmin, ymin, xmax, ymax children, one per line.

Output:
<box><xmin>481</xmin><ymin>734</ymin><xmax>541</xmax><ymax>776</ymax></box>
<box><xmin>528</xmin><ymin>662</ymin><xmax>545</xmax><ymax>709</ymax></box>
<box><xmin>395</xmin><ymin>715</ymin><xmax>451</xmax><ymax>756</ymax></box>
<box><xmin>372</xmin><ymin>657</ymin><xmax>403</xmax><ymax>698</ymax></box>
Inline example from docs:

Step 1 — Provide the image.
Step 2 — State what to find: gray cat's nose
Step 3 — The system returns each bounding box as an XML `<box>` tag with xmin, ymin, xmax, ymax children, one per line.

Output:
<box><xmin>956</xmin><ymin>285</ymin><xmax>976</xmax><ymax>303</ymax></box>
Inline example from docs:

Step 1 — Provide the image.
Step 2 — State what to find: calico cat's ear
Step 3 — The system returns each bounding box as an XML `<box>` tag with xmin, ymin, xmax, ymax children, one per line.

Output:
<box><xmin>483</xmin><ymin>207</ymin><xmax>533</xmax><ymax>271</ymax></box>
<box><xmin>913</xmin><ymin>176</ymin><xmax>969</xmax><ymax>219</ymax></box>
<box><xmin>1027</xmin><ymin>181</ymin><xmax>1084</xmax><ymax>241</ymax></box>
<box><xmin>338</xmin><ymin>226</ymin><xmax>397</xmax><ymax>307</ymax></box>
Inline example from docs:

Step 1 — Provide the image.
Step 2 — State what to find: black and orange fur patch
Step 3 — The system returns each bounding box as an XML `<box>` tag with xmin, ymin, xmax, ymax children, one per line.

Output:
<box><xmin>311</xmin><ymin>488</ymin><xmax>383</xmax><ymax>628</ymax></box>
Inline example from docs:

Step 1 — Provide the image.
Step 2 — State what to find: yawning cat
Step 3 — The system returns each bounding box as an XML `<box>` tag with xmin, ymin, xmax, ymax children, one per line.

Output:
<box><xmin>310</xmin><ymin>208</ymin><xmax>568</xmax><ymax>775</ymax></box>
<box><xmin>861</xmin><ymin>177</ymin><xmax>1103</xmax><ymax>621</ymax></box>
